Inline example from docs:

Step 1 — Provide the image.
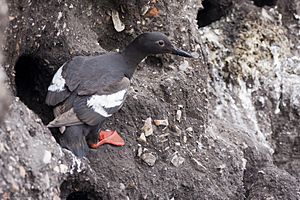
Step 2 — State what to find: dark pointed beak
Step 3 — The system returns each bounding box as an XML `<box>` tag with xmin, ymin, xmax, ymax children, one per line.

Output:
<box><xmin>171</xmin><ymin>47</ymin><xmax>193</xmax><ymax>58</ymax></box>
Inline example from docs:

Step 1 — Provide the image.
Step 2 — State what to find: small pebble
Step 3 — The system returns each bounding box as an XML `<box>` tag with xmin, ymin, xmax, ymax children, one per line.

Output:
<box><xmin>141</xmin><ymin>5</ymin><xmax>150</xmax><ymax>15</ymax></box>
<box><xmin>142</xmin><ymin>117</ymin><xmax>153</xmax><ymax>137</ymax></box>
<box><xmin>59</xmin><ymin>164</ymin><xmax>68</xmax><ymax>173</ymax></box>
<box><xmin>120</xmin><ymin>183</ymin><xmax>126</xmax><ymax>190</ymax></box>
<box><xmin>138</xmin><ymin>132</ymin><xmax>147</xmax><ymax>143</ymax></box>
<box><xmin>186</xmin><ymin>127</ymin><xmax>193</xmax><ymax>132</ymax></box>
<box><xmin>0</xmin><ymin>142</ymin><xmax>5</xmax><ymax>153</ymax></box>
<box><xmin>141</xmin><ymin>152</ymin><xmax>156</xmax><ymax>167</ymax></box>
<box><xmin>170</xmin><ymin>125</ymin><xmax>181</xmax><ymax>136</ymax></box>
<box><xmin>111</xmin><ymin>10</ymin><xmax>125</xmax><ymax>32</ymax></box>
<box><xmin>171</xmin><ymin>154</ymin><xmax>185</xmax><ymax>167</ymax></box>
<box><xmin>176</xmin><ymin>110</ymin><xmax>182</xmax><ymax>122</ymax></box>
<box><xmin>137</xmin><ymin>146</ymin><xmax>143</xmax><ymax>157</ymax></box>
<box><xmin>178</xmin><ymin>60</ymin><xmax>189</xmax><ymax>71</ymax></box>
<box><xmin>183</xmin><ymin>135</ymin><xmax>187</xmax><ymax>143</ymax></box>
<box><xmin>154</xmin><ymin>119</ymin><xmax>169</xmax><ymax>126</ymax></box>
<box><xmin>43</xmin><ymin>150</ymin><xmax>52</xmax><ymax>164</ymax></box>
<box><xmin>11</xmin><ymin>180</ymin><xmax>19</xmax><ymax>192</ymax></box>
<box><xmin>191</xmin><ymin>52</ymin><xmax>199</xmax><ymax>58</ymax></box>
<box><xmin>19</xmin><ymin>166</ymin><xmax>26</xmax><ymax>178</ymax></box>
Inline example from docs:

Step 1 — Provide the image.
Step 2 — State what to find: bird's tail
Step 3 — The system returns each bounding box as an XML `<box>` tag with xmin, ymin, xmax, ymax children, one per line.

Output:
<box><xmin>59</xmin><ymin>125</ymin><xmax>89</xmax><ymax>157</ymax></box>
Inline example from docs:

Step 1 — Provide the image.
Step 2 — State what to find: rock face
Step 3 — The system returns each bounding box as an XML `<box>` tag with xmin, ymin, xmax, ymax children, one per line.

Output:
<box><xmin>0</xmin><ymin>0</ymin><xmax>299</xmax><ymax>199</ymax></box>
<box><xmin>201</xmin><ymin>2</ymin><xmax>300</xmax><ymax>199</ymax></box>
<box><xmin>0</xmin><ymin>0</ymin><xmax>10</xmax><ymax>122</ymax></box>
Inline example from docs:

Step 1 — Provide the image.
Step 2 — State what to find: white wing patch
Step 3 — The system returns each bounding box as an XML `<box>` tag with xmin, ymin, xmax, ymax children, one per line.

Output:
<box><xmin>48</xmin><ymin>64</ymin><xmax>66</xmax><ymax>92</ymax></box>
<box><xmin>87</xmin><ymin>89</ymin><xmax>127</xmax><ymax>117</ymax></box>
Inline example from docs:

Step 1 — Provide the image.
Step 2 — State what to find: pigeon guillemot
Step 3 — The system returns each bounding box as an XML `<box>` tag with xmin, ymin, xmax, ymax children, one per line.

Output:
<box><xmin>46</xmin><ymin>32</ymin><xmax>193</xmax><ymax>157</ymax></box>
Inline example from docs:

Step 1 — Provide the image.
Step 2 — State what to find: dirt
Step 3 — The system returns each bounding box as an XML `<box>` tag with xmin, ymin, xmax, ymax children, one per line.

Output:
<box><xmin>0</xmin><ymin>0</ymin><xmax>299</xmax><ymax>199</ymax></box>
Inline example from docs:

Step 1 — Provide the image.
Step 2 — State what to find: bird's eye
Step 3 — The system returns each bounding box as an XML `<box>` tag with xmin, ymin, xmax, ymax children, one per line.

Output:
<box><xmin>157</xmin><ymin>40</ymin><xmax>165</xmax><ymax>47</ymax></box>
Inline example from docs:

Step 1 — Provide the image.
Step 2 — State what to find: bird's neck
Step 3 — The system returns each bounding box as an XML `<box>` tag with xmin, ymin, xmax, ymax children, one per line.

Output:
<box><xmin>121</xmin><ymin>43</ymin><xmax>148</xmax><ymax>78</ymax></box>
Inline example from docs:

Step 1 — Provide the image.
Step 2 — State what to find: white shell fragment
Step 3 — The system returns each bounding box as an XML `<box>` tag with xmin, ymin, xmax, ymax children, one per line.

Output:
<box><xmin>138</xmin><ymin>132</ymin><xmax>147</xmax><ymax>143</ymax></box>
<box><xmin>178</xmin><ymin>60</ymin><xmax>189</xmax><ymax>71</ymax></box>
<box><xmin>176</xmin><ymin>110</ymin><xmax>182</xmax><ymax>122</ymax></box>
<box><xmin>171</xmin><ymin>154</ymin><xmax>185</xmax><ymax>167</ymax></box>
<box><xmin>142</xmin><ymin>117</ymin><xmax>153</xmax><ymax>137</ymax></box>
<box><xmin>186</xmin><ymin>127</ymin><xmax>193</xmax><ymax>132</ymax></box>
<box><xmin>154</xmin><ymin>119</ymin><xmax>169</xmax><ymax>126</ymax></box>
<box><xmin>111</xmin><ymin>10</ymin><xmax>125</xmax><ymax>32</ymax></box>
<box><xmin>140</xmin><ymin>5</ymin><xmax>150</xmax><ymax>15</ymax></box>
<box><xmin>137</xmin><ymin>146</ymin><xmax>143</xmax><ymax>157</ymax></box>
<box><xmin>141</xmin><ymin>152</ymin><xmax>156</xmax><ymax>167</ymax></box>
<box><xmin>183</xmin><ymin>135</ymin><xmax>187</xmax><ymax>143</ymax></box>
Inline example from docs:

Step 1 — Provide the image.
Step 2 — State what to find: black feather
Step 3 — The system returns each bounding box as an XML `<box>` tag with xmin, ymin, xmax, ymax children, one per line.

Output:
<box><xmin>59</xmin><ymin>125</ymin><xmax>89</xmax><ymax>157</ymax></box>
<box><xmin>73</xmin><ymin>96</ymin><xmax>107</xmax><ymax>126</ymax></box>
<box><xmin>45</xmin><ymin>89</ymin><xmax>71</xmax><ymax>106</ymax></box>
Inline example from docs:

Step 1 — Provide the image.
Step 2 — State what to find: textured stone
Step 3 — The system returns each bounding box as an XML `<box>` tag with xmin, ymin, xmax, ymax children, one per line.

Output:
<box><xmin>141</xmin><ymin>152</ymin><xmax>157</xmax><ymax>167</ymax></box>
<box><xmin>0</xmin><ymin>0</ymin><xmax>10</xmax><ymax>122</ymax></box>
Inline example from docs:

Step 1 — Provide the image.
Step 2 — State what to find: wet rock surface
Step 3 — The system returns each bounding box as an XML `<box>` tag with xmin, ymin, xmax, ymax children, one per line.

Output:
<box><xmin>0</xmin><ymin>0</ymin><xmax>299</xmax><ymax>199</ymax></box>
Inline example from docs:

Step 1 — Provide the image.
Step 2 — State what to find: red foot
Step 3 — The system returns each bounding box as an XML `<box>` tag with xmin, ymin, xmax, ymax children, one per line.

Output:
<box><xmin>90</xmin><ymin>130</ymin><xmax>125</xmax><ymax>149</ymax></box>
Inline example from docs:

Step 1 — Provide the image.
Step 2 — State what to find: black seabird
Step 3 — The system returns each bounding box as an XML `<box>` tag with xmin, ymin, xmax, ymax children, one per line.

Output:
<box><xmin>46</xmin><ymin>32</ymin><xmax>193</xmax><ymax>157</ymax></box>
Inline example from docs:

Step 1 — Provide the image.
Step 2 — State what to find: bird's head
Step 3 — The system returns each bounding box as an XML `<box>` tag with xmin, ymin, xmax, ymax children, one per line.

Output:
<box><xmin>131</xmin><ymin>32</ymin><xmax>193</xmax><ymax>58</ymax></box>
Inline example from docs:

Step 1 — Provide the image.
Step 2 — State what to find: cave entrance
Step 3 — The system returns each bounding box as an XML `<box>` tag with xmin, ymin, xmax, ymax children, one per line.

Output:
<box><xmin>14</xmin><ymin>55</ymin><xmax>55</xmax><ymax>124</ymax></box>
<box><xmin>197</xmin><ymin>0</ymin><xmax>233</xmax><ymax>27</ymax></box>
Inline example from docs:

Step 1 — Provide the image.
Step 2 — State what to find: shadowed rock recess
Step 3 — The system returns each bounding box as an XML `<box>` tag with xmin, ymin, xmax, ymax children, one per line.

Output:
<box><xmin>0</xmin><ymin>0</ymin><xmax>299</xmax><ymax>199</ymax></box>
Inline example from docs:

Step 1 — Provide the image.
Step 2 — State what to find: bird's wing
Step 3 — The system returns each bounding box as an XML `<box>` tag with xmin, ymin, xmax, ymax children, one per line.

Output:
<box><xmin>46</xmin><ymin>54</ymin><xmax>130</xmax><ymax>127</ymax></box>
<box><xmin>61</xmin><ymin>56</ymin><xmax>87</xmax><ymax>92</ymax></box>
<box><xmin>45</xmin><ymin>56</ymin><xmax>86</xmax><ymax>106</ymax></box>
<box><xmin>73</xmin><ymin>76</ymin><xmax>130</xmax><ymax>126</ymax></box>
<box><xmin>48</xmin><ymin>76</ymin><xmax>130</xmax><ymax>128</ymax></box>
<box><xmin>62</xmin><ymin>53</ymin><xmax>125</xmax><ymax>96</ymax></box>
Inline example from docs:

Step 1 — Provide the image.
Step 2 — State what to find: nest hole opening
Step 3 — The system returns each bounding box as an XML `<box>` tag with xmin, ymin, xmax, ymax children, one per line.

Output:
<box><xmin>252</xmin><ymin>0</ymin><xmax>277</xmax><ymax>7</ymax></box>
<box><xmin>197</xmin><ymin>0</ymin><xmax>233</xmax><ymax>27</ymax></box>
<box><xmin>14</xmin><ymin>55</ymin><xmax>55</xmax><ymax>124</ymax></box>
<box><xmin>60</xmin><ymin>179</ymin><xmax>103</xmax><ymax>200</ymax></box>
<box><xmin>67</xmin><ymin>191</ymin><xmax>98</xmax><ymax>200</ymax></box>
